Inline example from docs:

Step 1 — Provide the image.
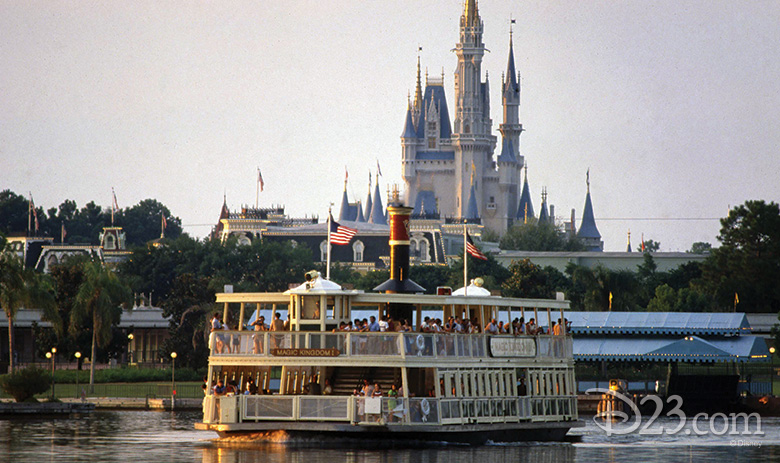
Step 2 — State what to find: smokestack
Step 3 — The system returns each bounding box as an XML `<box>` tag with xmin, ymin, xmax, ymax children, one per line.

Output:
<box><xmin>373</xmin><ymin>203</ymin><xmax>425</xmax><ymax>294</ymax></box>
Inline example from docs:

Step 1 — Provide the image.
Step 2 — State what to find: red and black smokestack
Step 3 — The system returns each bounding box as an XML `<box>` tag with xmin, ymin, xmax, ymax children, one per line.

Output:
<box><xmin>374</xmin><ymin>204</ymin><xmax>425</xmax><ymax>294</ymax></box>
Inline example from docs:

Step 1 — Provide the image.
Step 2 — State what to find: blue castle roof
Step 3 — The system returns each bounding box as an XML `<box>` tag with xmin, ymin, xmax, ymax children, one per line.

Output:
<box><xmin>415</xmin><ymin>85</ymin><xmax>452</xmax><ymax>140</ymax></box>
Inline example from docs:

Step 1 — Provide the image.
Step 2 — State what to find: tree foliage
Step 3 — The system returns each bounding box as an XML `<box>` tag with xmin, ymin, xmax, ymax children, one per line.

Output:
<box><xmin>701</xmin><ymin>200</ymin><xmax>780</xmax><ymax>312</ymax></box>
<box><xmin>0</xmin><ymin>366</ymin><xmax>50</xmax><ymax>402</ymax></box>
<box><xmin>72</xmin><ymin>261</ymin><xmax>131</xmax><ymax>387</ymax></box>
<box><xmin>499</xmin><ymin>221</ymin><xmax>585</xmax><ymax>251</ymax></box>
<box><xmin>0</xmin><ymin>189</ymin><xmax>182</xmax><ymax>246</ymax></box>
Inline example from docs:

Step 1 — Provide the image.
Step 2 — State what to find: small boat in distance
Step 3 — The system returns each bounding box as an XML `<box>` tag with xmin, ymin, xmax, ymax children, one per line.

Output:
<box><xmin>195</xmin><ymin>203</ymin><xmax>582</xmax><ymax>444</ymax></box>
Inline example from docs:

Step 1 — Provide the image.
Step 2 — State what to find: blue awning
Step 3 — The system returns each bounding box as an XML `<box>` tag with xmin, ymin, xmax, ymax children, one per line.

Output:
<box><xmin>574</xmin><ymin>335</ymin><xmax>770</xmax><ymax>363</ymax></box>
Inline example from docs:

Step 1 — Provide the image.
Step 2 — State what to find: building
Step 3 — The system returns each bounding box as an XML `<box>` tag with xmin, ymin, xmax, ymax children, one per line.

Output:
<box><xmin>398</xmin><ymin>1</ymin><xmax>603</xmax><ymax>252</ymax></box>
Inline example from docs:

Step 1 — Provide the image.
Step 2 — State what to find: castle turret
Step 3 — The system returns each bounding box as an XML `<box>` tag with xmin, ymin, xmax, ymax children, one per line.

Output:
<box><xmin>577</xmin><ymin>171</ymin><xmax>604</xmax><ymax>251</ymax></box>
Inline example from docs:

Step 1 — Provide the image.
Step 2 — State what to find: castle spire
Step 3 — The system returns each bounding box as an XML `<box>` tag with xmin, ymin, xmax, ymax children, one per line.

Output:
<box><xmin>578</xmin><ymin>171</ymin><xmax>603</xmax><ymax>251</ymax></box>
<box><xmin>464</xmin><ymin>0</ymin><xmax>480</xmax><ymax>27</ymax></box>
<box><xmin>414</xmin><ymin>53</ymin><xmax>423</xmax><ymax>111</ymax></box>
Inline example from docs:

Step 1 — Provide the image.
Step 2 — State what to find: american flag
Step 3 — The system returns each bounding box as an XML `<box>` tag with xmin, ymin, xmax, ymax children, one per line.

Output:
<box><xmin>258</xmin><ymin>168</ymin><xmax>265</xmax><ymax>192</ymax></box>
<box><xmin>329</xmin><ymin>214</ymin><xmax>357</xmax><ymax>245</ymax></box>
<box><xmin>466</xmin><ymin>232</ymin><xmax>487</xmax><ymax>260</ymax></box>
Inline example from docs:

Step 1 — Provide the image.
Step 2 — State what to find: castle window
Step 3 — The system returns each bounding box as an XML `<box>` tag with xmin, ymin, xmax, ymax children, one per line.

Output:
<box><xmin>319</xmin><ymin>240</ymin><xmax>330</xmax><ymax>262</ymax></box>
<box><xmin>104</xmin><ymin>234</ymin><xmax>116</xmax><ymax>250</ymax></box>
<box><xmin>428</xmin><ymin>138</ymin><xmax>436</xmax><ymax>149</ymax></box>
<box><xmin>464</xmin><ymin>123</ymin><xmax>470</xmax><ymax>134</ymax></box>
<box><xmin>419</xmin><ymin>238</ymin><xmax>430</xmax><ymax>262</ymax></box>
<box><xmin>352</xmin><ymin>240</ymin><xmax>364</xmax><ymax>262</ymax></box>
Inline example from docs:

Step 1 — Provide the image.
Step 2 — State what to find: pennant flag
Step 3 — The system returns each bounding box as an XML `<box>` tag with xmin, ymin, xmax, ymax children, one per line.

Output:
<box><xmin>258</xmin><ymin>168</ymin><xmax>265</xmax><ymax>192</ymax></box>
<box><xmin>112</xmin><ymin>188</ymin><xmax>119</xmax><ymax>212</ymax></box>
<box><xmin>29</xmin><ymin>194</ymin><xmax>39</xmax><ymax>232</ymax></box>
<box><xmin>734</xmin><ymin>293</ymin><xmax>739</xmax><ymax>305</ymax></box>
<box><xmin>641</xmin><ymin>233</ymin><xmax>645</xmax><ymax>252</ymax></box>
<box><xmin>329</xmin><ymin>214</ymin><xmax>357</xmax><ymax>245</ymax></box>
<box><xmin>162</xmin><ymin>215</ymin><xmax>168</xmax><ymax>229</ymax></box>
<box><xmin>376</xmin><ymin>160</ymin><xmax>382</xmax><ymax>177</ymax></box>
<box><xmin>465</xmin><ymin>232</ymin><xmax>487</xmax><ymax>260</ymax></box>
<box><xmin>61</xmin><ymin>222</ymin><xmax>67</xmax><ymax>243</ymax></box>
<box><xmin>112</xmin><ymin>188</ymin><xmax>119</xmax><ymax>224</ymax></box>
<box><xmin>609</xmin><ymin>291</ymin><xmax>613</xmax><ymax>310</ymax></box>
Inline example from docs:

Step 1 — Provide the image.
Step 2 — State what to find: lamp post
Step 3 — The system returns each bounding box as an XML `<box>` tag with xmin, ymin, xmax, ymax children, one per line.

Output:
<box><xmin>170</xmin><ymin>352</ymin><xmax>177</xmax><ymax>411</ymax></box>
<box><xmin>74</xmin><ymin>352</ymin><xmax>82</xmax><ymax>399</ymax></box>
<box><xmin>127</xmin><ymin>333</ymin><xmax>134</xmax><ymax>364</ymax></box>
<box><xmin>45</xmin><ymin>347</ymin><xmax>56</xmax><ymax>400</ymax></box>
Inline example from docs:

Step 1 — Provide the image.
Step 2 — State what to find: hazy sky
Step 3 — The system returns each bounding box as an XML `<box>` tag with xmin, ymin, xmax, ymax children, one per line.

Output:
<box><xmin>3</xmin><ymin>1</ymin><xmax>779</xmax><ymax>251</ymax></box>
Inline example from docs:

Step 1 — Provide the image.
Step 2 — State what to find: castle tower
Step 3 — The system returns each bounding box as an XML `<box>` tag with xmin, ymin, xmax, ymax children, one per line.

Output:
<box><xmin>577</xmin><ymin>171</ymin><xmax>604</xmax><ymax>251</ymax></box>
<box><xmin>452</xmin><ymin>0</ymin><xmax>496</xmax><ymax>220</ymax></box>
<box><xmin>496</xmin><ymin>26</ymin><xmax>525</xmax><ymax>230</ymax></box>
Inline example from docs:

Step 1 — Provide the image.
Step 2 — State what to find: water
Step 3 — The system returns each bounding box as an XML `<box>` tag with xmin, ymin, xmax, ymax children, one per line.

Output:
<box><xmin>1</xmin><ymin>411</ymin><xmax>778</xmax><ymax>463</ymax></box>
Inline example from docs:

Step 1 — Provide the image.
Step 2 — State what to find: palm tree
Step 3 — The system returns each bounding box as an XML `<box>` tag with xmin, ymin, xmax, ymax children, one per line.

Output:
<box><xmin>0</xmin><ymin>252</ymin><xmax>59</xmax><ymax>373</ymax></box>
<box><xmin>71</xmin><ymin>261</ymin><xmax>130</xmax><ymax>389</ymax></box>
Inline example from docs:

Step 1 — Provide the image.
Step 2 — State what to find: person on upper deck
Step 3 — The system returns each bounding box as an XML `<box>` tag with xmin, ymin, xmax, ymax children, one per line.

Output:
<box><xmin>553</xmin><ymin>319</ymin><xmax>562</xmax><ymax>335</ymax></box>
<box><xmin>526</xmin><ymin>318</ymin><xmax>539</xmax><ymax>335</ymax></box>
<box><xmin>420</xmin><ymin>316</ymin><xmax>430</xmax><ymax>332</ymax></box>
<box><xmin>369</xmin><ymin>316</ymin><xmax>380</xmax><ymax>332</ymax></box>
<box><xmin>486</xmin><ymin>319</ymin><xmax>499</xmax><ymax>335</ymax></box>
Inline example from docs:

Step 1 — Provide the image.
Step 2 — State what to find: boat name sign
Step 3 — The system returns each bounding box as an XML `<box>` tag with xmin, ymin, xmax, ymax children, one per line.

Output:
<box><xmin>489</xmin><ymin>337</ymin><xmax>537</xmax><ymax>357</ymax></box>
<box><xmin>270</xmin><ymin>348</ymin><xmax>341</xmax><ymax>357</ymax></box>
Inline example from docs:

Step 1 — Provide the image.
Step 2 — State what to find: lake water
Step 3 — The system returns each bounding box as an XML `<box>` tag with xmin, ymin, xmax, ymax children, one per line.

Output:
<box><xmin>1</xmin><ymin>410</ymin><xmax>778</xmax><ymax>462</ymax></box>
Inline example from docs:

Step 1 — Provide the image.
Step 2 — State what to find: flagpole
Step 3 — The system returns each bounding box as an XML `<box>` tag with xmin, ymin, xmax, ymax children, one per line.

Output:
<box><xmin>28</xmin><ymin>194</ymin><xmax>32</xmax><ymax>236</ymax></box>
<box><xmin>326</xmin><ymin>206</ymin><xmax>332</xmax><ymax>280</ymax></box>
<box><xmin>463</xmin><ymin>224</ymin><xmax>468</xmax><ymax>297</ymax></box>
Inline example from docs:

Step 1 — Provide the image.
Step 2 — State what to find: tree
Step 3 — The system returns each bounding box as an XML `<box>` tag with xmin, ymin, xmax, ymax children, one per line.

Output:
<box><xmin>637</xmin><ymin>239</ymin><xmax>660</xmax><ymax>253</ymax></box>
<box><xmin>0</xmin><ymin>251</ymin><xmax>58</xmax><ymax>372</ymax></box>
<box><xmin>0</xmin><ymin>190</ymin><xmax>30</xmax><ymax>236</ymax></box>
<box><xmin>71</xmin><ymin>261</ymin><xmax>131</xmax><ymax>388</ymax></box>
<box><xmin>118</xmin><ymin>199</ymin><xmax>183</xmax><ymax>246</ymax></box>
<box><xmin>688</xmin><ymin>242</ymin><xmax>712</xmax><ymax>254</ymax></box>
<box><xmin>159</xmin><ymin>274</ymin><xmax>216</xmax><ymax>369</ymax></box>
<box><xmin>500</xmin><ymin>221</ymin><xmax>585</xmax><ymax>251</ymax></box>
<box><xmin>446</xmin><ymin>252</ymin><xmax>511</xmax><ymax>293</ymax></box>
<box><xmin>701</xmin><ymin>200</ymin><xmax>780</xmax><ymax>312</ymax></box>
<box><xmin>501</xmin><ymin>259</ymin><xmax>563</xmax><ymax>299</ymax></box>
<box><xmin>567</xmin><ymin>264</ymin><xmax>640</xmax><ymax>311</ymax></box>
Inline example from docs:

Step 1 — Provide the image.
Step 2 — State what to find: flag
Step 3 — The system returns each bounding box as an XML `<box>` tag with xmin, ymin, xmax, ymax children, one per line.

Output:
<box><xmin>112</xmin><ymin>188</ymin><xmax>119</xmax><ymax>212</ymax></box>
<box><xmin>376</xmin><ymin>160</ymin><xmax>382</xmax><ymax>177</ymax></box>
<box><xmin>641</xmin><ymin>233</ymin><xmax>645</xmax><ymax>252</ymax></box>
<box><xmin>162</xmin><ymin>215</ymin><xmax>168</xmax><ymax>229</ymax></box>
<box><xmin>465</xmin><ymin>232</ymin><xmax>487</xmax><ymax>260</ymax></box>
<box><xmin>61</xmin><ymin>222</ymin><xmax>66</xmax><ymax>243</ymax></box>
<box><xmin>734</xmin><ymin>293</ymin><xmax>739</xmax><ymax>305</ymax></box>
<box><xmin>609</xmin><ymin>292</ymin><xmax>613</xmax><ymax>310</ymax></box>
<box><xmin>329</xmin><ymin>214</ymin><xmax>357</xmax><ymax>245</ymax></box>
<box><xmin>258</xmin><ymin>169</ymin><xmax>264</xmax><ymax>192</ymax></box>
<box><xmin>112</xmin><ymin>188</ymin><xmax>119</xmax><ymax>224</ymax></box>
<box><xmin>29</xmin><ymin>194</ymin><xmax>39</xmax><ymax>232</ymax></box>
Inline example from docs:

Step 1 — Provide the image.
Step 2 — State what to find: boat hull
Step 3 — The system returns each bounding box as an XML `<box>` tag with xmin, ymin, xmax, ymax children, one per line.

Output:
<box><xmin>196</xmin><ymin>420</ymin><xmax>583</xmax><ymax>445</ymax></box>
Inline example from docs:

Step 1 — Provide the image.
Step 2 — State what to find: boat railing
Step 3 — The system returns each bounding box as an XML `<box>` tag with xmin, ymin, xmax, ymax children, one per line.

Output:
<box><xmin>208</xmin><ymin>331</ymin><xmax>572</xmax><ymax>360</ymax></box>
<box><xmin>202</xmin><ymin>394</ymin><xmax>577</xmax><ymax>426</ymax></box>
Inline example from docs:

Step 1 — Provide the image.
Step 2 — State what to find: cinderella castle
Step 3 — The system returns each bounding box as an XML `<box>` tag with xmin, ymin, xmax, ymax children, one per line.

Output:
<box><xmin>214</xmin><ymin>1</ymin><xmax>604</xmax><ymax>263</ymax></box>
<box><xmin>399</xmin><ymin>0</ymin><xmax>602</xmax><ymax>251</ymax></box>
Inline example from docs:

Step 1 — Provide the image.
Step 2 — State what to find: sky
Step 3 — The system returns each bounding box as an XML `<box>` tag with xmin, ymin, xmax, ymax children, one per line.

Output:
<box><xmin>2</xmin><ymin>1</ymin><xmax>779</xmax><ymax>252</ymax></box>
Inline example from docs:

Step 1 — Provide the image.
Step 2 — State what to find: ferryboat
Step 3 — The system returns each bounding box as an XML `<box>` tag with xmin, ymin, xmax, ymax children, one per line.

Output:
<box><xmin>196</xmin><ymin>204</ymin><xmax>582</xmax><ymax>444</ymax></box>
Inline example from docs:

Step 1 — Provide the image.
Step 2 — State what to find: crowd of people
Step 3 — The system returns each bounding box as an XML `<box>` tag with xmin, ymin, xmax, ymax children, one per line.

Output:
<box><xmin>331</xmin><ymin>314</ymin><xmax>571</xmax><ymax>336</ymax></box>
<box><xmin>210</xmin><ymin>310</ymin><xmax>571</xmax><ymax>355</ymax></box>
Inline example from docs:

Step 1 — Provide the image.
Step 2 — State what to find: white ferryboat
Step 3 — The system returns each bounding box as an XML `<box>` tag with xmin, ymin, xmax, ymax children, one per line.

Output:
<box><xmin>196</xmin><ymin>205</ymin><xmax>581</xmax><ymax>444</ymax></box>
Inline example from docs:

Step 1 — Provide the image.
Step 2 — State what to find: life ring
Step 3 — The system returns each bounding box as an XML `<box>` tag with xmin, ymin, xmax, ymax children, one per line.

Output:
<box><xmin>416</xmin><ymin>334</ymin><xmax>425</xmax><ymax>350</ymax></box>
<box><xmin>420</xmin><ymin>398</ymin><xmax>431</xmax><ymax>416</ymax></box>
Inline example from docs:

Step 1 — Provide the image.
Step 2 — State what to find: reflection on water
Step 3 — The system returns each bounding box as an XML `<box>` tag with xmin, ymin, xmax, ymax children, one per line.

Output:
<box><xmin>0</xmin><ymin>411</ymin><xmax>778</xmax><ymax>463</ymax></box>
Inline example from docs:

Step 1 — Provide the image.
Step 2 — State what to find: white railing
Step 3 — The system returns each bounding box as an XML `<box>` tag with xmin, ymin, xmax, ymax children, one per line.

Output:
<box><xmin>202</xmin><ymin>394</ymin><xmax>577</xmax><ymax>426</ymax></box>
<box><xmin>209</xmin><ymin>332</ymin><xmax>572</xmax><ymax>360</ymax></box>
